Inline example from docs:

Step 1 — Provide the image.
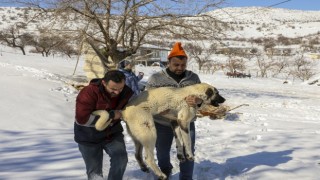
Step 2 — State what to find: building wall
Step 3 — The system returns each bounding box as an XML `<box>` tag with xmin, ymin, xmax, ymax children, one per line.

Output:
<box><xmin>83</xmin><ymin>48</ymin><xmax>107</xmax><ymax>81</ymax></box>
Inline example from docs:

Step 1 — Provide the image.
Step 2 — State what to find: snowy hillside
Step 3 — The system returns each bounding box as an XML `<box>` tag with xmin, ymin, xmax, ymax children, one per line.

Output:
<box><xmin>210</xmin><ymin>7</ymin><xmax>320</xmax><ymax>22</ymax></box>
<box><xmin>0</xmin><ymin>7</ymin><xmax>85</xmax><ymax>32</ymax></box>
<box><xmin>1</xmin><ymin>6</ymin><xmax>320</xmax><ymax>39</ymax></box>
<box><xmin>207</xmin><ymin>7</ymin><xmax>320</xmax><ymax>38</ymax></box>
<box><xmin>1</xmin><ymin>43</ymin><xmax>320</xmax><ymax>179</ymax></box>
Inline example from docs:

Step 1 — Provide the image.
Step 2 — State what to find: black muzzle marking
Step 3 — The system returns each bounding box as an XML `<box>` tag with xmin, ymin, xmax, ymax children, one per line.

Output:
<box><xmin>210</xmin><ymin>93</ymin><xmax>226</xmax><ymax>107</ymax></box>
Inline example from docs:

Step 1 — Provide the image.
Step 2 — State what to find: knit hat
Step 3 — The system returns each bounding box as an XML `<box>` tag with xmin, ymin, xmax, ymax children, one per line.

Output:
<box><xmin>167</xmin><ymin>42</ymin><xmax>188</xmax><ymax>59</ymax></box>
<box><xmin>118</xmin><ymin>59</ymin><xmax>133</xmax><ymax>69</ymax></box>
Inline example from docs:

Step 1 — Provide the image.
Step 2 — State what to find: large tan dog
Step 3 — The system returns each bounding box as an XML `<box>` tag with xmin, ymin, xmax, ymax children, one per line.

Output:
<box><xmin>95</xmin><ymin>83</ymin><xmax>225</xmax><ymax>180</ymax></box>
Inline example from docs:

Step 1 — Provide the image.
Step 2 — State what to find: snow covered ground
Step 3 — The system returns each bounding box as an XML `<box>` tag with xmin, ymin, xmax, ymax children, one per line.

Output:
<box><xmin>1</xmin><ymin>46</ymin><xmax>320</xmax><ymax>180</ymax></box>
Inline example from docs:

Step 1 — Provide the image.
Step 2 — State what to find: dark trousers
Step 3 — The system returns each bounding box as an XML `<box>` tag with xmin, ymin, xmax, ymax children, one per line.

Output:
<box><xmin>155</xmin><ymin>122</ymin><xmax>196</xmax><ymax>180</ymax></box>
<box><xmin>78</xmin><ymin>133</ymin><xmax>128</xmax><ymax>180</ymax></box>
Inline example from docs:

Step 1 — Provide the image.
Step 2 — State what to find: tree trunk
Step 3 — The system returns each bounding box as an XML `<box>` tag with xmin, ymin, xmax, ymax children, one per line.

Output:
<box><xmin>19</xmin><ymin>46</ymin><xmax>26</xmax><ymax>55</ymax></box>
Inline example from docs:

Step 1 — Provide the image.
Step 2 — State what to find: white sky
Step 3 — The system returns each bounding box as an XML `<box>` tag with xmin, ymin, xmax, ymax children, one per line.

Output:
<box><xmin>1</xmin><ymin>45</ymin><xmax>320</xmax><ymax>180</ymax></box>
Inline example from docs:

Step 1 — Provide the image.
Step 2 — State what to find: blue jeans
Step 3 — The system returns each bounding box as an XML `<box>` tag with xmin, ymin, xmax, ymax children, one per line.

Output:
<box><xmin>78</xmin><ymin>133</ymin><xmax>128</xmax><ymax>180</ymax></box>
<box><xmin>155</xmin><ymin>122</ymin><xmax>196</xmax><ymax>180</ymax></box>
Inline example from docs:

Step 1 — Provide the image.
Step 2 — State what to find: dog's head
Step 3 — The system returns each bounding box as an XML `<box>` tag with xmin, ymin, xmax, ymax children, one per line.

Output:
<box><xmin>205</xmin><ymin>87</ymin><xmax>225</xmax><ymax>107</ymax></box>
<box><xmin>194</xmin><ymin>83</ymin><xmax>226</xmax><ymax>107</ymax></box>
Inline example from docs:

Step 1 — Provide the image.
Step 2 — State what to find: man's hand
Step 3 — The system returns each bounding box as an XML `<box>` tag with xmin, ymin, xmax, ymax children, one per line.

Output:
<box><xmin>108</xmin><ymin>110</ymin><xmax>123</xmax><ymax>120</ymax></box>
<box><xmin>94</xmin><ymin>110</ymin><xmax>123</xmax><ymax>131</ymax></box>
<box><xmin>185</xmin><ymin>95</ymin><xmax>203</xmax><ymax>107</ymax></box>
<box><xmin>113</xmin><ymin>110</ymin><xmax>122</xmax><ymax>120</ymax></box>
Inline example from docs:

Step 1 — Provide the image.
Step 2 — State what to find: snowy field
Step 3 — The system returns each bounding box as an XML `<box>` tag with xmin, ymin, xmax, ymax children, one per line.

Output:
<box><xmin>0</xmin><ymin>47</ymin><xmax>320</xmax><ymax>180</ymax></box>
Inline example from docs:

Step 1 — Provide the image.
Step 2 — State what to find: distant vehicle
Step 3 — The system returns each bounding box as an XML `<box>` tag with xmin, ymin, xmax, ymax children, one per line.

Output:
<box><xmin>226</xmin><ymin>71</ymin><xmax>251</xmax><ymax>78</ymax></box>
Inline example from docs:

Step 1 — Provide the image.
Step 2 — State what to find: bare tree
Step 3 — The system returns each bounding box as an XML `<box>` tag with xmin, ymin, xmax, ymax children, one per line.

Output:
<box><xmin>184</xmin><ymin>43</ymin><xmax>216</xmax><ymax>71</ymax></box>
<box><xmin>291</xmin><ymin>54</ymin><xmax>316</xmax><ymax>81</ymax></box>
<box><xmin>271</xmin><ymin>56</ymin><xmax>289</xmax><ymax>77</ymax></box>
<box><xmin>202</xmin><ymin>61</ymin><xmax>223</xmax><ymax>74</ymax></box>
<box><xmin>14</xmin><ymin>0</ymin><xmax>225</xmax><ymax>68</ymax></box>
<box><xmin>255</xmin><ymin>54</ymin><xmax>276</xmax><ymax>78</ymax></box>
<box><xmin>55</xmin><ymin>43</ymin><xmax>79</xmax><ymax>58</ymax></box>
<box><xmin>225</xmin><ymin>52</ymin><xmax>246</xmax><ymax>73</ymax></box>
<box><xmin>0</xmin><ymin>22</ymin><xmax>33</xmax><ymax>55</ymax></box>
<box><xmin>29</xmin><ymin>32</ymin><xmax>65</xmax><ymax>57</ymax></box>
<box><xmin>263</xmin><ymin>38</ymin><xmax>276</xmax><ymax>56</ymax></box>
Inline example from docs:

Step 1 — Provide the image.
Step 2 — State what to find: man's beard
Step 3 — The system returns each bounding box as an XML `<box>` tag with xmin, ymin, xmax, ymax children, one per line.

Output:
<box><xmin>110</xmin><ymin>93</ymin><xmax>118</xmax><ymax>97</ymax></box>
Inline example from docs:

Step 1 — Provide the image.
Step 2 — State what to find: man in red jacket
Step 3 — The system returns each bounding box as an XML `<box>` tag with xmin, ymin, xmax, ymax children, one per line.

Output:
<box><xmin>74</xmin><ymin>70</ymin><xmax>133</xmax><ymax>180</ymax></box>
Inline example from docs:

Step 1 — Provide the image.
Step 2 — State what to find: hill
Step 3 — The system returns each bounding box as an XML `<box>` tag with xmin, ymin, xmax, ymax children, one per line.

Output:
<box><xmin>1</xmin><ymin>6</ymin><xmax>320</xmax><ymax>39</ymax></box>
<box><xmin>1</xmin><ymin>6</ymin><xmax>319</xmax><ymax>84</ymax></box>
<box><xmin>207</xmin><ymin>7</ymin><xmax>320</xmax><ymax>38</ymax></box>
<box><xmin>1</xmin><ymin>43</ymin><xmax>320</xmax><ymax>179</ymax></box>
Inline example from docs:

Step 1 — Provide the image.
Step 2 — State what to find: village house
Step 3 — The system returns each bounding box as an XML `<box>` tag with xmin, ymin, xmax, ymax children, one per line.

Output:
<box><xmin>83</xmin><ymin>44</ymin><xmax>170</xmax><ymax>80</ymax></box>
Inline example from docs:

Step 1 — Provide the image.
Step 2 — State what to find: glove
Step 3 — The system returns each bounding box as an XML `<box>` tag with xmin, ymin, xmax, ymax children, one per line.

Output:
<box><xmin>93</xmin><ymin>110</ymin><xmax>112</xmax><ymax>131</ymax></box>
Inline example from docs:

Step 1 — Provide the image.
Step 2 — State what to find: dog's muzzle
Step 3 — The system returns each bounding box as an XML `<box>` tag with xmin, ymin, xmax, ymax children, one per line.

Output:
<box><xmin>210</xmin><ymin>94</ymin><xmax>226</xmax><ymax>107</ymax></box>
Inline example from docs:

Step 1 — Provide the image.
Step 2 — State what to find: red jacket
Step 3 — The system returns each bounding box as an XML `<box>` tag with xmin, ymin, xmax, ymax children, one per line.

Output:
<box><xmin>74</xmin><ymin>78</ymin><xmax>133</xmax><ymax>145</ymax></box>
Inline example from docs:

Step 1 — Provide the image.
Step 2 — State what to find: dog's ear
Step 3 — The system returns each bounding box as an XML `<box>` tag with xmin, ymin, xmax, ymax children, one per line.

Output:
<box><xmin>205</xmin><ymin>88</ymin><xmax>214</xmax><ymax>100</ymax></box>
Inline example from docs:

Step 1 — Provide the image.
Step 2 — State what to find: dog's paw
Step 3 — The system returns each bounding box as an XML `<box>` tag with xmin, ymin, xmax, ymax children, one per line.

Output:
<box><xmin>158</xmin><ymin>174</ymin><xmax>167</xmax><ymax>180</ymax></box>
<box><xmin>140</xmin><ymin>165</ymin><xmax>149</xmax><ymax>172</ymax></box>
<box><xmin>93</xmin><ymin>110</ymin><xmax>110</xmax><ymax>131</ymax></box>
<box><xmin>177</xmin><ymin>154</ymin><xmax>186</xmax><ymax>162</ymax></box>
<box><xmin>186</xmin><ymin>155</ymin><xmax>194</xmax><ymax>161</ymax></box>
<box><xmin>185</xmin><ymin>151</ymin><xmax>195</xmax><ymax>161</ymax></box>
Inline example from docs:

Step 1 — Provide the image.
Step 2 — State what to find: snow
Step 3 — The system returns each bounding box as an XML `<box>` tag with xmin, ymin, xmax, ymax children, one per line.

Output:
<box><xmin>204</xmin><ymin>7</ymin><xmax>320</xmax><ymax>38</ymax></box>
<box><xmin>1</xmin><ymin>45</ymin><xmax>320</xmax><ymax>180</ymax></box>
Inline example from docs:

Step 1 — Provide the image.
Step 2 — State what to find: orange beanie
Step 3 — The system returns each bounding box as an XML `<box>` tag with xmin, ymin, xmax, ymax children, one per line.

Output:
<box><xmin>167</xmin><ymin>42</ymin><xmax>188</xmax><ymax>59</ymax></box>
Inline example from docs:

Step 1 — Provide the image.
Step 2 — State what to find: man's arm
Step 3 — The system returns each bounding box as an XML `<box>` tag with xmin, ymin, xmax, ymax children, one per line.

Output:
<box><xmin>75</xmin><ymin>87</ymin><xmax>98</xmax><ymax>127</ymax></box>
<box><xmin>137</xmin><ymin>72</ymin><xmax>144</xmax><ymax>81</ymax></box>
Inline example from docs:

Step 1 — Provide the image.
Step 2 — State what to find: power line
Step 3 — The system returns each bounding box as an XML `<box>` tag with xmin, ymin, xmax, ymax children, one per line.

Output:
<box><xmin>267</xmin><ymin>0</ymin><xmax>292</xmax><ymax>8</ymax></box>
<box><xmin>215</xmin><ymin>0</ymin><xmax>293</xmax><ymax>21</ymax></box>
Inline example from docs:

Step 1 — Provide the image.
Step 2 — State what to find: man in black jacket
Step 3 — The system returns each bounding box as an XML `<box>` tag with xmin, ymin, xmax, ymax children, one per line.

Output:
<box><xmin>74</xmin><ymin>70</ymin><xmax>133</xmax><ymax>180</ymax></box>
